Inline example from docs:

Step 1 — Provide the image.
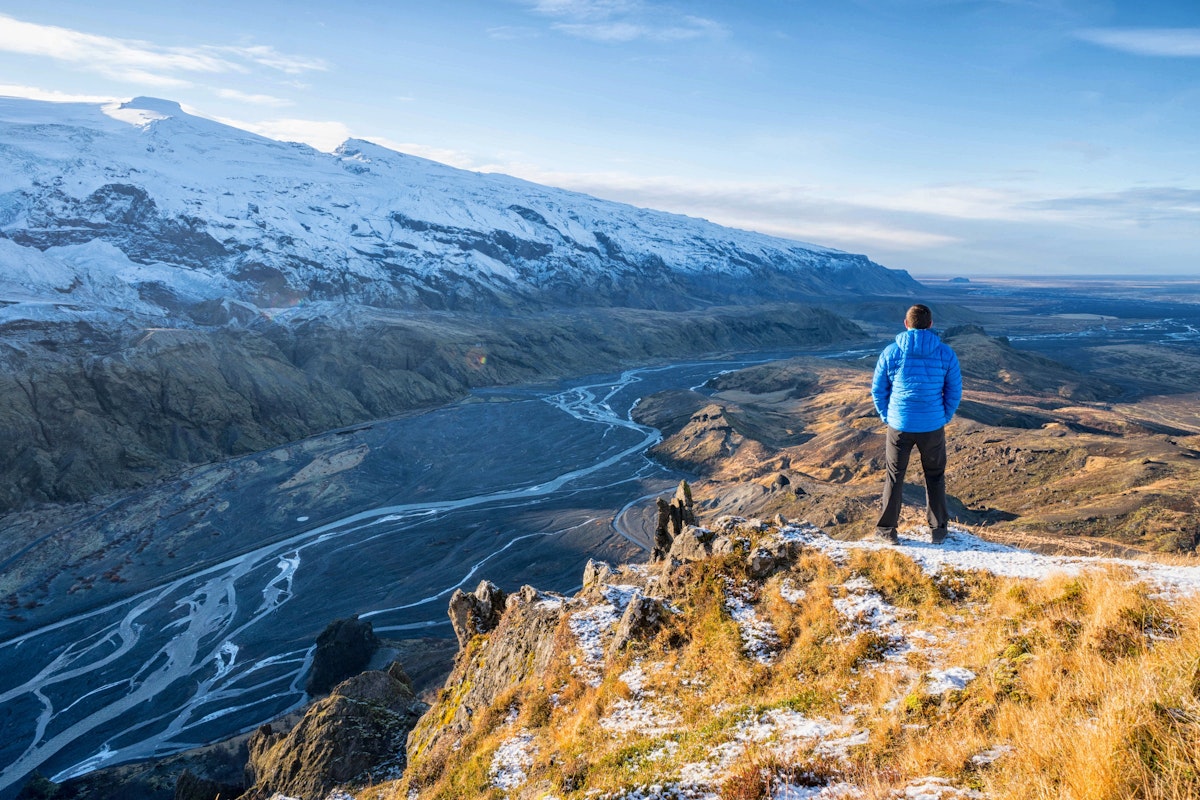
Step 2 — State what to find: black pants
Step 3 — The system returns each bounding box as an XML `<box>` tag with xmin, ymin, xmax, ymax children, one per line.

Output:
<box><xmin>877</xmin><ymin>426</ymin><xmax>949</xmax><ymax>531</ymax></box>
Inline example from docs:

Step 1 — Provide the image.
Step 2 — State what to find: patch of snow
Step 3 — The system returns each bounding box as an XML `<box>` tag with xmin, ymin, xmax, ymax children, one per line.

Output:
<box><xmin>673</xmin><ymin>707</ymin><xmax>863</xmax><ymax>790</ymax></box>
<box><xmin>925</xmin><ymin>667</ymin><xmax>976</xmax><ymax>695</ymax></box>
<box><xmin>780</xmin><ymin>522</ymin><xmax>1200</xmax><ymax>597</ymax></box>
<box><xmin>601</xmin><ymin>662</ymin><xmax>681</xmax><ymax>735</ymax></box>
<box><xmin>780</xmin><ymin>578</ymin><xmax>807</xmax><ymax>604</ymax></box>
<box><xmin>773</xmin><ymin>783</ymin><xmax>863</xmax><ymax>799</ymax></box>
<box><xmin>569</xmin><ymin>603</ymin><xmax>620</xmax><ymax>686</ymax></box>
<box><xmin>832</xmin><ymin>575</ymin><xmax>912</xmax><ymax>662</ymax></box>
<box><xmin>833</xmin><ymin>588</ymin><xmax>899</xmax><ymax>630</ymax></box>
<box><xmin>605</xmin><ymin>583</ymin><xmax>643</xmax><ymax>609</ymax></box>
<box><xmin>815</xmin><ymin>729</ymin><xmax>871</xmax><ymax>757</ymax></box>
<box><xmin>490</xmin><ymin>731</ymin><xmax>536</xmax><ymax>792</ymax></box>
<box><xmin>888</xmin><ymin>776</ymin><xmax>983</xmax><ymax>799</ymax></box>
<box><xmin>725</xmin><ymin>582</ymin><xmax>780</xmax><ymax>664</ymax></box>
<box><xmin>601</xmin><ymin>697</ymin><xmax>682</xmax><ymax>736</ymax></box>
<box><xmin>738</xmin><ymin>708</ymin><xmax>849</xmax><ymax>744</ymax></box>
<box><xmin>647</xmin><ymin>740</ymin><xmax>680</xmax><ymax>761</ymax></box>
<box><xmin>970</xmin><ymin>743</ymin><xmax>1013</xmax><ymax>765</ymax></box>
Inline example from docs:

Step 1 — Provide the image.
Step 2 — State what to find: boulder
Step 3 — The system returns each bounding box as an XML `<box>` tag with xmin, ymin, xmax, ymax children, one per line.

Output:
<box><xmin>408</xmin><ymin>584</ymin><xmax>567</xmax><ymax>761</ymax></box>
<box><xmin>608</xmin><ymin>592</ymin><xmax>666</xmax><ymax>658</ymax></box>
<box><xmin>582</xmin><ymin>559</ymin><xmax>615</xmax><ymax>590</ymax></box>
<box><xmin>448</xmin><ymin>580</ymin><xmax>508</xmax><ymax>650</ymax></box>
<box><xmin>305</xmin><ymin>617</ymin><xmax>380</xmax><ymax>696</ymax></box>
<box><xmin>747</xmin><ymin>547</ymin><xmax>777</xmax><ymax>579</ymax></box>
<box><xmin>668</xmin><ymin>525</ymin><xmax>717</xmax><ymax>562</ymax></box>
<box><xmin>243</xmin><ymin>668</ymin><xmax>427</xmax><ymax>800</ymax></box>
<box><xmin>711</xmin><ymin>536</ymin><xmax>737</xmax><ymax>556</ymax></box>
<box><xmin>748</xmin><ymin>540</ymin><xmax>796</xmax><ymax>578</ymax></box>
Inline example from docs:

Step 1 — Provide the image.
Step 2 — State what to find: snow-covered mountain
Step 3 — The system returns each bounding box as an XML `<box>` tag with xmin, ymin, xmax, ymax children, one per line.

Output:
<box><xmin>0</xmin><ymin>96</ymin><xmax>916</xmax><ymax>324</ymax></box>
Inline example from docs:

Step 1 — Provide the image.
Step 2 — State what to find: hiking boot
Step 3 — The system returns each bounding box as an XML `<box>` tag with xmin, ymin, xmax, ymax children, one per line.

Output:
<box><xmin>930</xmin><ymin>527</ymin><xmax>948</xmax><ymax>544</ymax></box>
<box><xmin>874</xmin><ymin>527</ymin><xmax>899</xmax><ymax>544</ymax></box>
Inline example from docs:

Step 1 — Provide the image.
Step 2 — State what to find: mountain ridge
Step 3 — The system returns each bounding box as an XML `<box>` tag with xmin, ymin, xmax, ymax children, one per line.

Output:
<box><xmin>0</xmin><ymin>95</ymin><xmax>917</xmax><ymax>319</ymax></box>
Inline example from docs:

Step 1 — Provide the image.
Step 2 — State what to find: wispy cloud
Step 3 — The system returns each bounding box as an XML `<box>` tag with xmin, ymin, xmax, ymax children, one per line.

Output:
<box><xmin>216</xmin><ymin>88</ymin><xmax>292</xmax><ymax>107</ymax></box>
<box><xmin>1024</xmin><ymin>187</ymin><xmax>1200</xmax><ymax>223</ymax></box>
<box><xmin>487</xmin><ymin>25</ymin><xmax>541</xmax><ymax>40</ymax></box>
<box><xmin>0</xmin><ymin>84</ymin><xmax>120</xmax><ymax>103</ymax></box>
<box><xmin>215</xmin><ymin>115</ymin><xmax>351</xmax><ymax>152</ymax></box>
<box><xmin>1050</xmin><ymin>139</ymin><xmax>1112</xmax><ymax>163</ymax></box>
<box><xmin>0</xmin><ymin>13</ymin><xmax>327</xmax><ymax>86</ymax></box>
<box><xmin>475</xmin><ymin>165</ymin><xmax>961</xmax><ymax>250</ymax></box>
<box><xmin>525</xmin><ymin>0</ymin><xmax>726</xmax><ymax>43</ymax></box>
<box><xmin>1076</xmin><ymin>27</ymin><xmax>1200</xmax><ymax>57</ymax></box>
<box><xmin>362</xmin><ymin>137</ymin><xmax>483</xmax><ymax>169</ymax></box>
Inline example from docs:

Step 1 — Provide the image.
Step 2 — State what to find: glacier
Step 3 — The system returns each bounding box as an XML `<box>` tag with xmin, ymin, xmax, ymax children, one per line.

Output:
<box><xmin>0</xmin><ymin>95</ymin><xmax>916</xmax><ymax>323</ymax></box>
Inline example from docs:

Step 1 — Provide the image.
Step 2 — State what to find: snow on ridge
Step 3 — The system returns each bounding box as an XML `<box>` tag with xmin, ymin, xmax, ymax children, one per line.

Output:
<box><xmin>0</xmin><ymin>95</ymin><xmax>908</xmax><ymax>325</ymax></box>
<box><xmin>102</xmin><ymin>100</ymin><xmax>170</xmax><ymax>128</ymax></box>
<box><xmin>780</xmin><ymin>522</ymin><xmax>1200</xmax><ymax>596</ymax></box>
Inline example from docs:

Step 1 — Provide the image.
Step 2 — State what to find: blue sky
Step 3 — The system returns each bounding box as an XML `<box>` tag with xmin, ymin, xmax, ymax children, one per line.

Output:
<box><xmin>1</xmin><ymin>1</ymin><xmax>1198</xmax><ymax>276</ymax></box>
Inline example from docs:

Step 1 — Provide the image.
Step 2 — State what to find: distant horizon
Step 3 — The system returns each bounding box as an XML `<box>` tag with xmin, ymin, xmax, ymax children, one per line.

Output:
<box><xmin>0</xmin><ymin>1</ymin><xmax>1196</xmax><ymax>277</ymax></box>
<box><xmin>915</xmin><ymin>272</ymin><xmax>1200</xmax><ymax>282</ymax></box>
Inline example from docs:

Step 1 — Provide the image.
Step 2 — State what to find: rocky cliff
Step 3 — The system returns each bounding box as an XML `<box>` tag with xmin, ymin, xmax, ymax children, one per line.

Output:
<box><xmin>242</xmin><ymin>664</ymin><xmax>427</xmax><ymax>800</ymax></box>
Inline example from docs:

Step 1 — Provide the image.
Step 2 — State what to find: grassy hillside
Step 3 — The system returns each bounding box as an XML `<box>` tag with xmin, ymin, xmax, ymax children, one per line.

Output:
<box><xmin>355</xmin><ymin>518</ymin><xmax>1200</xmax><ymax>800</ymax></box>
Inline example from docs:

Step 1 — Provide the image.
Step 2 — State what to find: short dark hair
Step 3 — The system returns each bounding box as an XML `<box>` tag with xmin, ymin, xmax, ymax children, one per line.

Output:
<box><xmin>906</xmin><ymin>304</ymin><xmax>932</xmax><ymax>329</ymax></box>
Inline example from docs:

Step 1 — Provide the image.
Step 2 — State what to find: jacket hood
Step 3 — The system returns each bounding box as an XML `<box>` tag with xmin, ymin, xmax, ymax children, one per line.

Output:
<box><xmin>895</xmin><ymin>328</ymin><xmax>941</xmax><ymax>357</ymax></box>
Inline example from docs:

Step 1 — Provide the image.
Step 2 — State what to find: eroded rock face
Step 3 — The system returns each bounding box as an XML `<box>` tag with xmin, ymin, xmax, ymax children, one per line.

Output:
<box><xmin>409</xmin><ymin>584</ymin><xmax>566</xmax><ymax>762</ymax></box>
<box><xmin>305</xmin><ymin>616</ymin><xmax>381</xmax><ymax>696</ymax></box>
<box><xmin>243</xmin><ymin>665</ymin><xmax>426</xmax><ymax>800</ymax></box>
<box><xmin>448</xmin><ymin>580</ymin><xmax>508</xmax><ymax>650</ymax></box>
<box><xmin>608</xmin><ymin>592</ymin><xmax>666</xmax><ymax>659</ymax></box>
<box><xmin>667</xmin><ymin>524</ymin><xmax>730</xmax><ymax>563</ymax></box>
<box><xmin>582</xmin><ymin>559</ymin><xmax>615</xmax><ymax>590</ymax></box>
<box><xmin>652</xmin><ymin>480</ymin><xmax>699</xmax><ymax>561</ymax></box>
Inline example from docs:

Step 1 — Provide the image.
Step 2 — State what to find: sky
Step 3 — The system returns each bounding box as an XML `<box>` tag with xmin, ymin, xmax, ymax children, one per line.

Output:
<box><xmin>0</xmin><ymin>0</ymin><xmax>1197</xmax><ymax>277</ymax></box>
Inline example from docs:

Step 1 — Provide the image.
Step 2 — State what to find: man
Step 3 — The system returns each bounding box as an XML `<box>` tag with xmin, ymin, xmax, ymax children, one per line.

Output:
<box><xmin>871</xmin><ymin>304</ymin><xmax>962</xmax><ymax>544</ymax></box>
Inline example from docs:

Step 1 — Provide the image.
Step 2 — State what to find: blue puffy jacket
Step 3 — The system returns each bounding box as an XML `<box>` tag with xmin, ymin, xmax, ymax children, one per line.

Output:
<box><xmin>872</xmin><ymin>328</ymin><xmax>962</xmax><ymax>433</ymax></box>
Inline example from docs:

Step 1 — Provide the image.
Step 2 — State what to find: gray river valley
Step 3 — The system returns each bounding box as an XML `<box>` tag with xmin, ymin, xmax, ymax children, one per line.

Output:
<box><xmin>5</xmin><ymin>299</ymin><xmax>1199</xmax><ymax>797</ymax></box>
<box><xmin>0</xmin><ymin>353</ymin><xmax>802</xmax><ymax>797</ymax></box>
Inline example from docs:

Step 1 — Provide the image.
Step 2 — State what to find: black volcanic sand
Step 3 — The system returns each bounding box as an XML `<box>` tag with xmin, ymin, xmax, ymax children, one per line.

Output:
<box><xmin>0</xmin><ymin>351</ymin><xmax>819</xmax><ymax>797</ymax></box>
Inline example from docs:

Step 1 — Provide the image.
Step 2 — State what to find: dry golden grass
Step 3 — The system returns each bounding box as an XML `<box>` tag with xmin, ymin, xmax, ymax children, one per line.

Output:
<box><xmin>378</xmin><ymin>529</ymin><xmax>1200</xmax><ymax>800</ymax></box>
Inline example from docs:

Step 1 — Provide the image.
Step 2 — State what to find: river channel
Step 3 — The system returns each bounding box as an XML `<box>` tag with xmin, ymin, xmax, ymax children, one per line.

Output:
<box><xmin>0</xmin><ymin>352</ymin><xmax>801</xmax><ymax>796</ymax></box>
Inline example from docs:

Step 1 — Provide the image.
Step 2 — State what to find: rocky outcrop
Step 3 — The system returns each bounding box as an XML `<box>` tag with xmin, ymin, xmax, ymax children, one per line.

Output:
<box><xmin>174</xmin><ymin>769</ymin><xmax>243</xmax><ymax>800</ymax></box>
<box><xmin>448</xmin><ymin>580</ymin><xmax>508</xmax><ymax>649</ymax></box>
<box><xmin>243</xmin><ymin>663</ymin><xmax>426</xmax><ymax>800</ymax></box>
<box><xmin>305</xmin><ymin>616</ymin><xmax>380</xmax><ymax>696</ymax></box>
<box><xmin>608</xmin><ymin>591</ymin><xmax>667</xmax><ymax>658</ymax></box>
<box><xmin>667</xmin><ymin>524</ymin><xmax>736</xmax><ymax>563</ymax></box>
<box><xmin>408</xmin><ymin>585</ymin><xmax>568</xmax><ymax>762</ymax></box>
<box><xmin>653</xmin><ymin>480</ymin><xmax>698</xmax><ymax>560</ymax></box>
